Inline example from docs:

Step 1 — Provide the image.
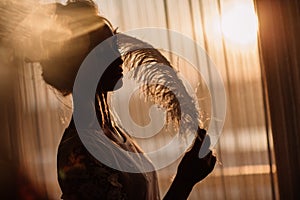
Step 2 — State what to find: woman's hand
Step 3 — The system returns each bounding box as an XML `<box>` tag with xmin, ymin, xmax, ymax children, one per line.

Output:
<box><xmin>176</xmin><ymin>128</ymin><xmax>216</xmax><ymax>185</ymax></box>
<box><xmin>163</xmin><ymin>128</ymin><xmax>216</xmax><ymax>200</ymax></box>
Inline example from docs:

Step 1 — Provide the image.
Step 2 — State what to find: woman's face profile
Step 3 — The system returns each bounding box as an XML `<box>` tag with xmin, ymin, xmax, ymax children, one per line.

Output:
<box><xmin>90</xmin><ymin>18</ymin><xmax>124</xmax><ymax>92</ymax></box>
<box><xmin>98</xmin><ymin>46</ymin><xmax>124</xmax><ymax>92</ymax></box>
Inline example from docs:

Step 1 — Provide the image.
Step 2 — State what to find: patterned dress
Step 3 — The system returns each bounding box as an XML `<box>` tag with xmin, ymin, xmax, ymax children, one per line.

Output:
<box><xmin>57</xmin><ymin>119</ymin><xmax>160</xmax><ymax>200</ymax></box>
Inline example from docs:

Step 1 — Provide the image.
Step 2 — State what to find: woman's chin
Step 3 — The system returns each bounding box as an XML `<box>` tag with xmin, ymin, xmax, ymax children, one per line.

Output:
<box><xmin>109</xmin><ymin>78</ymin><xmax>123</xmax><ymax>92</ymax></box>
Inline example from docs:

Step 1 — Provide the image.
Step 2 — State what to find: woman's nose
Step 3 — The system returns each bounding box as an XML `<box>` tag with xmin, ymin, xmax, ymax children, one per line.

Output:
<box><xmin>109</xmin><ymin>56</ymin><xmax>123</xmax><ymax>72</ymax></box>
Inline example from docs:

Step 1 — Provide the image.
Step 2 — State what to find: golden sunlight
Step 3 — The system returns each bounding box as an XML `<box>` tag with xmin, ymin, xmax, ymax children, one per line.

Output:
<box><xmin>221</xmin><ymin>2</ymin><xmax>258</xmax><ymax>45</ymax></box>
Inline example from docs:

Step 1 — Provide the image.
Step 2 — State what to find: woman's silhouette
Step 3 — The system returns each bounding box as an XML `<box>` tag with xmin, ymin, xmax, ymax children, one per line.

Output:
<box><xmin>24</xmin><ymin>1</ymin><xmax>216</xmax><ymax>199</ymax></box>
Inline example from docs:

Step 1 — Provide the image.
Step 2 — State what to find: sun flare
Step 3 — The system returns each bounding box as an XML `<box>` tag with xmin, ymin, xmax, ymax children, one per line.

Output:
<box><xmin>221</xmin><ymin>3</ymin><xmax>258</xmax><ymax>45</ymax></box>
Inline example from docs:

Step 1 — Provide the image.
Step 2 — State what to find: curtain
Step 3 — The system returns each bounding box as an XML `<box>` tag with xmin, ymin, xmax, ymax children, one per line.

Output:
<box><xmin>256</xmin><ymin>0</ymin><xmax>300</xmax><ymax>199</ymax></box>
<box><xmin>3</xmin><ymin>0</ymin><xmax>278</xmax><ymax>199</ymax></box>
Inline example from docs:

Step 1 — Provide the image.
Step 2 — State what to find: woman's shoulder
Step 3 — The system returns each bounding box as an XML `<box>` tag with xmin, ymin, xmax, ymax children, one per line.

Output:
<box><xmin>57</xmin><ymin>120</ymin><xmax>128</xmax><ymax>199</ymax></box>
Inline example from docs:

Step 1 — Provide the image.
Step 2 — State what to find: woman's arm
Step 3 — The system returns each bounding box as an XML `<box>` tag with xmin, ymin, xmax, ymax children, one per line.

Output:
<box><xmin>163</xmin><ymin>129</ymin><xmax>216</xmax><ymax>200</ymax></box>
<box><xmin>163</xmin><ymin>175</ymin><xmax>194</xmax><ymax>200</ymax></box>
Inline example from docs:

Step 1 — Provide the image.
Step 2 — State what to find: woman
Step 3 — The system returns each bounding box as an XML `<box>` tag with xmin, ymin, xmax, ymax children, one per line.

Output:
<box><xmin>27</xmin><ymin>1</ymin><xmax>216</xmax><ymax>199</ymax></box>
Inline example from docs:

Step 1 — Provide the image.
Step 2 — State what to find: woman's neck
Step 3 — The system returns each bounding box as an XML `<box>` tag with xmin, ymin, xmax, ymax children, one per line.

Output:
<box><xmin>95</xmin><ymin>92</ymin><xmax>125</xmax><ymax>143</ymax></box>
<box><xmin>95</xmin><ymin>92</ymin><xmax>110</xmax><ymax>127</ymax></box>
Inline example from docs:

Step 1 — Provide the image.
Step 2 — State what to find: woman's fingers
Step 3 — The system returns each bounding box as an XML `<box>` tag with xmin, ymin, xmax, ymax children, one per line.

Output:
<box><xmin>198</xmin><ymin>136</ymin><xmax>211</xmax><ymax>158</ymax></box>
<box><xmin>207</xmin><ymin>153</ymin><xmax>217</xmax><ymax>173</ymax></box>
<box><xmin>197</xmin><ymin>127</ymin><xmax>206</xmax><ymax>140</ymax></box>
<box><xmin>190</xmin><ymin>128</ymin><xmax>211</xmax><ymax>159</ymax></box>
<box><xmin>190</xmin><ymin>128</ymin><xmax>205</xmax><ymax>154</ymax></box>
<box><xmin>200</xmin><ymin>151</ymin><xmax>216</xmax><ymax>175</ymax></box>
